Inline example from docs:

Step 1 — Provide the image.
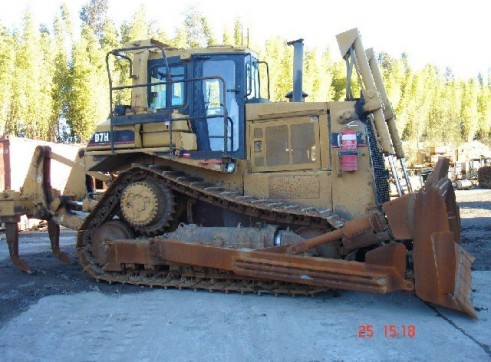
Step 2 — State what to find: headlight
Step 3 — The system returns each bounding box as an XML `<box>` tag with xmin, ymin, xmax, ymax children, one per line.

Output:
<box><xmin>225</xmin><ymin>161</ymin><xmax>236</xmax><ymax>173</ymax></box>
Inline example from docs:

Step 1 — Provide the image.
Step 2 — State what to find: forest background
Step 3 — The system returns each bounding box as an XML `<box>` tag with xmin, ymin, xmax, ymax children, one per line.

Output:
<box><xmin>0</xmin><ymin>0</ymin><xmax>490</xmax><ymax>165</ymax></box>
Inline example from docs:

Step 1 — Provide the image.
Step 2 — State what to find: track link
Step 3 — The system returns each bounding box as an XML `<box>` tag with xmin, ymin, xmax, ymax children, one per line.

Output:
<box><xmin>76</xmin><ymin>166</ymin><xmax>345</xmax><ymax>295</ymax></box>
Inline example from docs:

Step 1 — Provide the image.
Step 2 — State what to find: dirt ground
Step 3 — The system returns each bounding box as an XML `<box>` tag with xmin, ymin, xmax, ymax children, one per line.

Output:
<box><xmin>0</xmin><ymin>188</ymin><xmax>489</xmax><ymax>361</ymax></box>
<box><xmin>453</xmin><ymin>189</ymin><xmax>491</xmax><ymax>271</ymax></box>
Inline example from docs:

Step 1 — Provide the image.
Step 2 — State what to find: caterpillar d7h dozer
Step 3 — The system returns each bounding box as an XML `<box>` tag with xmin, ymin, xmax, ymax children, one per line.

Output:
<box><xmin>0</xmin><ymin>29</ymin><xmax>476</xmax><ymax>317</ymax></box>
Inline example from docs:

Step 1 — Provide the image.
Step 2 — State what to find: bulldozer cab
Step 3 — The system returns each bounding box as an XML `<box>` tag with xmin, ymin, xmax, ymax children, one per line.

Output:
<box><xmin>91</xmin><ymin>40</ymin><xmax>267</xmax><ymax>160</ymax></box>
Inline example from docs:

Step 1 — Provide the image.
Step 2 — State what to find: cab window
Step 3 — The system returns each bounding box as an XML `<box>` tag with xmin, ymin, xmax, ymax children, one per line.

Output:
<box><xmin>202</xmin><ymin>59</ymin><xmax>239</xmax><ymax>152</ymax></box>
<box><xmin>149</xmin><ymin>65</ymin><xmax>185</xmax><ymax>109</ymax></box>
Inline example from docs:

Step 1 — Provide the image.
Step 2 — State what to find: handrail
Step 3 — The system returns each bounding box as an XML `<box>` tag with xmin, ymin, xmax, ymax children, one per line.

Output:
<box><xmin>106</xmin><ymin>45</ymin><xmax>233</xmax><ymax>156</ymax></box>
<box><xmin>257</xmin><ymin>61</ymin><xmax>270</xmax><ymax>100</ymax></box>
<box><xmin>106</xmin><ymin>44</ymin><xmax>172</xmax><ymax>153</ymax></box>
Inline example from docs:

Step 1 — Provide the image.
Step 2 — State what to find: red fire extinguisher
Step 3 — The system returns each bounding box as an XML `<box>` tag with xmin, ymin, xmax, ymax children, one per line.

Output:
<box><xmin>339</xmin><ymin>129</ymin><xmax>358</xmax><ymax>171</ymax></box>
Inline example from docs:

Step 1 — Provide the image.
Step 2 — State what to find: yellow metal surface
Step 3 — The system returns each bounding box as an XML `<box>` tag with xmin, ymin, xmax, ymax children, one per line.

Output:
<box><xmin>249</xmin><ymin>116</ymin><xmax>321</xmax><ymax>172</ymax></box>
<box><xmin>244</xmin><ymin>171</ymin><xmax>332</xmax><ymax>209</ymax></box>
<box><xmin>329</xmin><ymin>102</ymin><xmax>378</xmax><ymax>218</ymax></box>
<box><xmin>141</xmin><ymin>120</ymin><xmax>197</xmax><ymax>149</ymax></box>
<box><xmin>142</xmin><ymin>130</ymin><xmax>197</xmax><ymax>149</ymax></box>
<box><xmin>246</xmin><ymin>101</ymin><xmax>327</xmax><ymax>121</ymax></box>
<box><xmin>246</xmin><ymin>102</ymin><xmax>329</xmax><ymax>173</ymax></box>
<box><xmin>131</xmin><ymin>49</ymin><xmax>150</xmax><ymax>108</ymax></box>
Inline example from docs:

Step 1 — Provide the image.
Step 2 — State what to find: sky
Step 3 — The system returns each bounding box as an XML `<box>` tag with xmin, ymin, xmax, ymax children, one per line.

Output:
<box><xmin>1</xmin><ymin>0</ymin><xmax>490</xmax><ymax>79</ymax></box>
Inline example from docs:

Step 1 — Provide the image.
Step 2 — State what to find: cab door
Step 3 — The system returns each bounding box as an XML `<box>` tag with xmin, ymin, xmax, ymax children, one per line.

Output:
<box><xmin>191</xmin><ymin>54</ymin><xmax>246</xmax><ymax>158</ymax></box>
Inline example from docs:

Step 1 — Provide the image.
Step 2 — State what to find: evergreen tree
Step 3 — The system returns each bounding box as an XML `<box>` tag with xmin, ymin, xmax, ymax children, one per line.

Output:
<box><xmin>201</xmin><ymin>16</ymin><xmax>216</xmax><ymax>46</ymax></box>
<box><xmin>222</xmin><ymin>27</ymin><xmax>233</xmax><ymax>45</ymax></box>
<box><xmin>303</xmin><ymin>49</ymin><xmax>320</xmax><ymax>101</ymax></box>
<box><xmin>100</xmin><ymin>20</ymin><xmax>119</xmax><ymax>52</ymax></box>
<box><xmin>460</xmin><ymin>79</ymin><xmax>479</xmax><ymax>141</ymax></box>
<box><xmin>233</xmin><ymin>18</ymin><xmax>243</xmax><ymax>47</ymax></box>
<box><xmin>80</xmin><ymin>0</ymin><xmax>109</xmax><ymax>44</ymax></box>
<box><xmin>52</xmin><ymin>4</ymin><xmax>73</xmax><ymax>142</ymax></box>
<box><xmin>182</xmin><ymin>5</ymin><xmax>216</xmax><ymax>47</ymax></box>
<box><xmin>316</xmin><ymin>48</ymin><xmax>334</xmax><ymax>101</ymax></box>
<box><xmin>0</xmin><ymin>25</ymin><xmax>16</xmax><ymax>136</ymax></box>
<box><xmin>38</xmin><ymin>24</ymin><xmax>55</xmax><ymax>140</ymax></box>
<box><xmin>444</xmin><ymin>73</ymin><xmax>464</xmax><ymax>144</ymax></box>
<box><xmin>11</xmin><ymin>11</ymin><xmax>51</xmax><ymax>139</ymax></box>
<box><xmin>121</xmin><ymin>6</ymin><xmax>150</xmax><ymax>43</ymax></box>
<box><xmin>173</xmin><ymin>28</ymin><xmax>188</xmax><ymax>48</ymax></box>
<box><xmin>263</xmin><ymin>37</ymin><xmax>292</xmax><ymax>101</ymax></box>
<box><xmin>476</xmin><ymin>79</ymin><xmax>491</xmax><ymax>139</ymax></box>
<box><xmin>330</xmin><ymin>60</ymin><xmax>347</xmax><ymax>101</ymax></box>
<box><xmin>67</xmin><ymin>26</ymin><xmax>107</xmax><ymax>142</ymax></box>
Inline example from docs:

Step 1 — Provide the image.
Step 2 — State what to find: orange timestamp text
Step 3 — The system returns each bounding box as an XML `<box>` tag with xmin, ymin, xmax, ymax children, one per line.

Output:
<box><xmin>358</xmin><ymin>324</ymin><xmax>416</xmax><ymax>338</ymax></box>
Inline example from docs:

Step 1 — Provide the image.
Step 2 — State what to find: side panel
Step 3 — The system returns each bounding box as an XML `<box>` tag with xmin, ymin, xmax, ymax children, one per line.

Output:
<box><xmin>249</xmin><ymin>116</ymin><xmax>321</xmax><ymax>172</ymax></box>
<box><xmin>328</xmin><ymin>102</ymin><xmax>378</xmax><ymax>218</ymax></box>
<box><xmin>244</xmin><ymin>171</ymin><xmax>332</xmax><ymax>209</ymax></box>
<box><xmin>246</xmin><ymin>102</ymin><xmax>329</xmax><ymax>172</ymax></box>
<box><xmin>246</xmin><ymin>101</ymin><xmax>379</xmax><ymax>218</ymax></box>
<box><xmin>245</xmin><ymin>102</ymin><xmax>332</xmax><ymax>210</ymax></box>
<box><xmin>87</xmin><ymin>124</ymin><xmax>142</xmax><ymax>150</ymax></box>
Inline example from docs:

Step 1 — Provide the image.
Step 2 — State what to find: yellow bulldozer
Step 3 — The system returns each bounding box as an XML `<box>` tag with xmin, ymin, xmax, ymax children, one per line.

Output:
<box><xmin>0</xmin><ymin>29</ymin><xmax>476</xmax><ymax>317</ymax></box>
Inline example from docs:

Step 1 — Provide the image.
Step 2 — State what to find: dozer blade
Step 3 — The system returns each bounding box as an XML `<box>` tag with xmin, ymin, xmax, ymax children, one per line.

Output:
<box><xmin>413</xmin><ymin>186</ymin><xmax>476</xmax><ymax>318</ymax></box>
<box><xmin>425</xmin><ymin>158</ymin><xmax>461</xmax><ymax>242</ymax></box>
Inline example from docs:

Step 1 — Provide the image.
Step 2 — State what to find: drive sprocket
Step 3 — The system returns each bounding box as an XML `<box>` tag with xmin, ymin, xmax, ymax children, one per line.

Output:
<box><xmin>120</xmin><ymin>179</ymin><xmax>175</xmax><ymax>236</ymax></box>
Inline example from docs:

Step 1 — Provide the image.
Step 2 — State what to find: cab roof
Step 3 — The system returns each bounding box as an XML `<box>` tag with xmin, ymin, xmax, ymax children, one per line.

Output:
<box><xmin>124</xmin><ymin>39</ymin><xmax>257</xmax><ymax>61</ymax></box>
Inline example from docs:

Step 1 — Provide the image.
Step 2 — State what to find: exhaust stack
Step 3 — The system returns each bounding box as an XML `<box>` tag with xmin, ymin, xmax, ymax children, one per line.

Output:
<box><xmin>286</xmin><ymin>39</ymin><xmax>307</xmax><ymax>102</ymax></box>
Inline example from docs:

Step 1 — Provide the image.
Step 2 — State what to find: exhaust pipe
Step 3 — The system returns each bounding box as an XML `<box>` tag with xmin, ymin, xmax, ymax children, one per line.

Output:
<box><xmin>286</xmin><ymin>39</ymin><xmax>307</xmax><ymax>102</ymax></box>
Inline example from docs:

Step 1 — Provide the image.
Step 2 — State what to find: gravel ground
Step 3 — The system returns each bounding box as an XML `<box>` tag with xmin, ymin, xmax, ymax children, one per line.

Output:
<box><xmin>455</xmin><ymin>189</ymin><xmax>491</xmax><ymax>271</ymax></box>
<box><xmin>0</xmin><ymin>188</ymin><xmax>489</xmax><ymax>361</ymax></box>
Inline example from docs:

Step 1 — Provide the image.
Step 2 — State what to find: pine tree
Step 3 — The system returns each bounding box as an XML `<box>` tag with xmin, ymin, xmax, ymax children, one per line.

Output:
<box><xmin>303</xmin><ymin>49</ymin><xmax>316</xmax><ymax>101</ymax></box>
<box><xmin>395</xmin><ymin>61</ymin><xmax>414</xmax><ymax>141</ymax></box>
<box><xmin>201</xmin><ymin>16</ymin><xmax>216</xmax><ymax>46</ymax></box>
<box><xmin>0</xmin><ymin>25</ymin><xmax>16</xmax><ymax>136</ymax></box>
<box><xmin>461</xmin><ymin>79</ymin><xmax>479</xmax><ymax>141</ymax></box>
<box><xmin>263</xmin><ymin>37</ymin><xmax>292</xmax><ymax>101</ymax></box>
<box><xmin>330</xmin><ymin>60</ymin><xmax>347</xmax><ymax>101</ymax></box>
<box><xmin>476</xmin><ymin>79</ymin><xmax>491</xmax><ymax>139</ymax></box>
<box><xmin>52</xmin><ymin>4</ymin><xmax>73</xmax><ymax>142</ymax></box>
<box><xmin>316</xmin><ymin>48</ymin><xmax>334</xmax><ymax>101</ymax></box>
<box><xmin>222</xmin><ymin>27</ymin><xmax>233</xmax><ymax>46</ymax></box>
<box><xmin>173</xmin><ymin>28</ymin><xmax>188</xmax><ymax>48</ymax></box>
<box><xmin>38</xmin><ymin>24</ymin><xmax>55</xmax><ymax>140</ymax></box>
<box><xmin>67</xmin><ymin>26</ymin><xmax>107</xmax><ymax>142</ymax></box>
<box><xmin>100</xmin><ymin>20</ymin><xmax>119</xmax><ymax>52</ymax></box>
<box><xmin>182</xmin><ymin>5</ymin><xmax>216</xmax><ymax>48</ymax></box>
<box><xmin>233</xmin><ymin>18</ymin><xmax>243</xmax><ymax>47</ymax></box>
<box><xmin>121</xmin><ymin>6</ymin><xmax>150</xmax><ymax>43</ymax></box>
<box><xmin>80</xmin><ymin>0</ymin><xmax>109</xmax><ymax>44</ymax></box>
<box><xmin>12</xmin><ymin>11</ymin><xmax>50</xmax><ymax>139</ymax></box>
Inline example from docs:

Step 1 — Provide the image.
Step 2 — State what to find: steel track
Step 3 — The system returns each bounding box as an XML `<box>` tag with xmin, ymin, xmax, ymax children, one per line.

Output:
<box><xmin>76</xmin><ymin>165</ymin><xmax>345</xmax><ymax>296</ymax></box>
